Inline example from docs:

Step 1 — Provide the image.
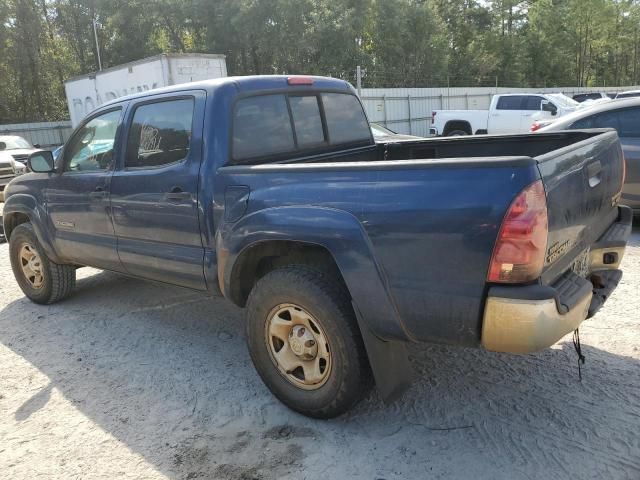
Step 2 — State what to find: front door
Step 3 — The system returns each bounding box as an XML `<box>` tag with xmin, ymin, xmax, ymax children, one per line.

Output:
<box><xmin>490</xmin><ymin>95</ymin><xmax>530</xmax><ymax>134</ymax></box>
<box><xmin>519</xmin><ymin>96</ymin><xmax>547</xmax><ymax>131</ymax></box>
<box><xmin>46</xmin><ymin>107</ymin><xmax>123</xmax><ymax>271</ymax></box>
<box><xmin>109</xmin><ymin>92</ymin><xmax>206</xmax><ymax>290</ymax></box>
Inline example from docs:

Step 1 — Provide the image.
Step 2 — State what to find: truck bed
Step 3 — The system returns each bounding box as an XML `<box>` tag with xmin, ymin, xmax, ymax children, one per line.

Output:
<box><xmin>219</xmin><ymin>129</ymin><xmax>624</xmax><ymax>346</ymax></box>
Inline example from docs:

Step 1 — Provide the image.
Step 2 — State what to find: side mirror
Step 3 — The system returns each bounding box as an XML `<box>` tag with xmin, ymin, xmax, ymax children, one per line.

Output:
<box><xmin>28</xmin><ymin>150</ymin><xmax>55</xmax><ymax>173</ymax></box>
<box><xmin>0</xmin><ymin>142</ymin><xmax>6</xmax><ymax>151</ymax></box>
<box><xmin>33</xmin><ymin>143</ymin><xmax>41</xmax><ymax>149</ymax></box>
<box><xmin>542</xmin><ymin>101</ymin><xmax>558</xmax><ymax>116</ymax></box>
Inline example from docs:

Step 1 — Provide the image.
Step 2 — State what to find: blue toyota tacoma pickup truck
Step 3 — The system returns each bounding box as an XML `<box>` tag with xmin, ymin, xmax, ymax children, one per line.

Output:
<box><xmin>2</xmin><ymin>76</ymin><xmax>632</xmax><ymax>418</ymax></box>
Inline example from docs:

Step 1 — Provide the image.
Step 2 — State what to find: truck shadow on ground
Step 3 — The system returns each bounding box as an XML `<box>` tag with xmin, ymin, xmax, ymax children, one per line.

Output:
<box><xmin>1</xmin><ymin>262</ymin><xmax>639</xmax><ymax>480</ymax></box>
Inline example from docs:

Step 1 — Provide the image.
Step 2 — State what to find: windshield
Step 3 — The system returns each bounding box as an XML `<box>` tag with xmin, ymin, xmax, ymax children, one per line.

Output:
<box><xmin>0</xmin><ymin>136</ymin><xmax>33</xmax><ymax>150</ymax></box>
<box><xmin>548</xmin><ymin>94</ymin><xmax>579</xmax><ymax>108</ymax></box>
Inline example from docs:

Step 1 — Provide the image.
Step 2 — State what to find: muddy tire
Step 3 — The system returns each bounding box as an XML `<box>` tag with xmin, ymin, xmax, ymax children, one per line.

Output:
<box><xmin>447</xmin><ymin>129</ymin><xmax>469</xmax><ymax>136</ymax></box>
<box><xmin>246</xmin><ymin>266</ymin><xmax>372</xmax><ymax>418</ymax></box>
<box><xmin>9</xmin><ymin>223</ymin><xmax>76</xmax><ymax>304</ymax></box>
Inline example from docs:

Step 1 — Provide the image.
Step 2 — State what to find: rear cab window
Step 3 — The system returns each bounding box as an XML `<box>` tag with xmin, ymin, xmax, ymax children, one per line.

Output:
<box><xmin>232</xmin><ymin>91</ymin><xmax>371</xmax><ymax>163</ymax></box>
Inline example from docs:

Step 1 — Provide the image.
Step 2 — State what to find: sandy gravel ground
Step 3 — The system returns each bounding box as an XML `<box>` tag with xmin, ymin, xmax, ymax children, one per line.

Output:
<box><xmin>0</xmin><ymin>223</ymin><xmax>638</xmax><ymax>479</ymax></box>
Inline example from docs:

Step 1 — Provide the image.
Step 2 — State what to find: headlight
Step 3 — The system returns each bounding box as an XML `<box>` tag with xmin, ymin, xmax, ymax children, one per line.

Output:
<box><xmin>13</xmin><ymin>161</ymin><xmax>26</xmax><ymax>175</ymax></box>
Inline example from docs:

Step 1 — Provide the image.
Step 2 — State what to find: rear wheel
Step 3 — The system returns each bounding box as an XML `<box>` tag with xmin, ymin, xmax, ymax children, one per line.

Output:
<box><xmin>447</xmin><ymin>129</ymin><xmax>469</xmax><ymax>136</ymax></box>
<box><xmin>9</xmin><ymin>223</ymin><xmax>76</xmax><ymax>304</ymax></box>
<box><xmin>245</xmin><ymin>266</ymin><xmax>372</xmax><ymax>418</ymax></box>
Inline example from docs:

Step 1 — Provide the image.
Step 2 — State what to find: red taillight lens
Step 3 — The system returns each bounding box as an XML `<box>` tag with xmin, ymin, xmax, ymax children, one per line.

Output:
<box><xmin>488</xmin><ymin>180</ymin><xmax>548</xmax><ymax>283</ymax></box>
<box><xmin>287</xmin><ymin>76</ymin><xmax>314</xmax><ymax>85</ymax></box>
<box><xmin>431</xmin><ymin>111</ymin><xmax>437</xmax><ymax>119</ymax></box>
<box><xmin>530</xmin><ymin>122</ymin><xmax>541</xmax><ymax>132</ymax></box>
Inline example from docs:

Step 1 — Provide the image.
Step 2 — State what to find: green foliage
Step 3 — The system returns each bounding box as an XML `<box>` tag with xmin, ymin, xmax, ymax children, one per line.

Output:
<box><xmin>1</xmin><ymin>0</ymin><xmax>640</xmax><ymax>122</ymax></box>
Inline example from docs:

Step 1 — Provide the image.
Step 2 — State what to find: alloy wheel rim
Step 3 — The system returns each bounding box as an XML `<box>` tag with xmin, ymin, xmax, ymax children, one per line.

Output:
<box><xmin>265</xmin><ymin>303</ymin><xmax>332</xmax><ymax>390</ymax></box>
<box><xmin>19</xmin><ymin>244</ymin><xmax>44</xmax><ymax>289</ymax></box>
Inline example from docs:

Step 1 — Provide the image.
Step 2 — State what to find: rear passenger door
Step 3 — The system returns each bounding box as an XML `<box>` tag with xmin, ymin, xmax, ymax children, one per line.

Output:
<box><xmin>109</xmin><ymin>91</ymin><xmax>207</xmax><ymax>290</ymax></box>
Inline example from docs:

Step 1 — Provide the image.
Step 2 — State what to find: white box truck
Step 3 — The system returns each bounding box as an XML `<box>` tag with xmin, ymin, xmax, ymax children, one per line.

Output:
<box><xmin>64</xmin><ymin>53</ymin><xmax>227</xmax><ymax>126</ymax></box>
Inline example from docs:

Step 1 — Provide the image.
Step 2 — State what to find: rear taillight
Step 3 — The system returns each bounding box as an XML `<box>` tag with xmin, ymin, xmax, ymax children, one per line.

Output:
<box><xmin>287</xmin><ymin>76</ymin><xmax>314</xmax><ymax>85</ymax></box>
<box><xmin>488</xmin><ymin>180</ymin><xmax>548</xmax><ymax>283</ymax></box>
<box><xmin>530</xmin><ymin>122</ymin><xmax>541</xmax><ymax>132</ymax></box>
<box><xmin>431</xmin><ymin>111</ymin><xmax>437</xmax><ymax>120</ymax></box>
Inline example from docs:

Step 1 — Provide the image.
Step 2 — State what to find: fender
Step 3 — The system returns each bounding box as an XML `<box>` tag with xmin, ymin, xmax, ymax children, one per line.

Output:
<box><xmin>3</xmin><ymin>193</ymin><xmax>61</xmax><ymax>263</ymax></box>
<box><xmin>217</xmin><ymin>205</ymin><xmax>415</xmax><ymax>343</ymax></box>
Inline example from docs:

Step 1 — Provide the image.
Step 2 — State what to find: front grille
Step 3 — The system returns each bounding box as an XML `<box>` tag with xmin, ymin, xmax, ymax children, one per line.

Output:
<box><xmin>0</xmin><ymin>167</ymin><xmax>14</xmax><ymax>176</ymax></box>
<box><xmin>11</xmin><ymin>154</ymin><xmax>28</xmax><ymax>163</ymax></box>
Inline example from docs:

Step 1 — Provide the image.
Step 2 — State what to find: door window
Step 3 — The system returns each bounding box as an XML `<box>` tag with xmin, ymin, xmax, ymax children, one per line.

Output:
<box><xmin>592</xmin><ymin>111</ymin><xmax>621</xmax><ymax>131</ymax></box>
<box><xmin>523</xmin><ymin>96</ymin><xmax>544</xmax><ymax>110</ymax></box>
<box><xmin>126</xmin><ymin>98</ymin><xmax>194</xmax><ymax>168</ymax></box>
<box><xmin>615</xmin><ymin>108</ymin><xmax>640</xmax><ymax>137</ymax></box>
<box><xmin>571</xmin><ymin>108</ymin><xmax>640</xmax><ymax>137</ymax></box>
<box><xmin>570</xmin><ymin>116</ymin><xmax>595</xmax><ymax>129</ymax></box>
<box><xmin>64</xmin><ymin>109</ymin><xmax>121</xmax><ymax>172</ymax></box>
<box><xmin>496</xmin><ymin>96</ymin><xmax>527</xmax><ymax>110</ymax></box>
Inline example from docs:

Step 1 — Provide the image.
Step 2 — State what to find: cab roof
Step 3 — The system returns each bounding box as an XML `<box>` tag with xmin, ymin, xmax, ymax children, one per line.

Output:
<box><xmin>99</xmin><ymin>75</ymin><xmax>354</xmax><ymax>109</ymax></box>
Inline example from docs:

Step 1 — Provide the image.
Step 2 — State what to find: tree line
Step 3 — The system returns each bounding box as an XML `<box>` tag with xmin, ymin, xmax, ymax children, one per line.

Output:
<box><xmin>2</xmin><ymin>0</ymin><xmax>640</xmax><ymax>123</ymax></box>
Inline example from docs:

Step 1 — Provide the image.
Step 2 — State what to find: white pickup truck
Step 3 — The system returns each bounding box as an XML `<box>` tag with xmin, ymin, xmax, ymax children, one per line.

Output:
<box><xmin>430</xmin><ymin>93</ymin><xmax>579</xmax><ymax>136</ymax></box>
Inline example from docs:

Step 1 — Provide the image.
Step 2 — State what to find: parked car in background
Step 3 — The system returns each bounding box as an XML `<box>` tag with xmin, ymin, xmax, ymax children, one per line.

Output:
<box><xmin>2</xmin><ymin>75</ymin><xmax>631</xmax><ymax>418</ymax></box>
<box><xmin>430</xmin><ymin>93</ymin><xmax>578</xmax><ymax>136</ymax></box>
<box><xmin>0</xmin><ymin>150</ymin><xmax>27</xmax><ymax>202</ymax></box>
<box><xmin>615</xmin><ymin>90</ymin><xmax>640</xmax><ymax>99</ymax></box>
<box><xmin>370</xmin><ymin>123</ymin><xmax>422</xmax><ymax>142</ymax></box>
<box><xmin>0</xmin><ymin>135</ymin><xmax>40</xmax><ymax>165</ymax></box>
<box><xmin>536</xmin><ymin>97</ymin><xmax>640</xmax><ymax>215</ymax></box>
<box><xmin>579</xmin><ymin>97</ymin><xmax>613</xmax><ymax>109</ymax></box>
<box><xmin>572</xmin><ymin>92</ymin><xmax>617</xmax><ymax>102</ymax></box>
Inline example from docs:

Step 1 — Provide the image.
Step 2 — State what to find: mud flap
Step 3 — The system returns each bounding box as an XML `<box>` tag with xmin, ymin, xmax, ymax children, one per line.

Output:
<box><xmin>353</xmin><ymin>302</ymin><xmax>412</xmax><ymax>403</ymax></box>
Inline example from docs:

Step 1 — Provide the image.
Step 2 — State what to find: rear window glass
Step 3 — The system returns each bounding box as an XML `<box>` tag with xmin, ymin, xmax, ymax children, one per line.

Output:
<box><xmin>232</xmin><ymin>92</ymin><xmax>371</xmax><ymax>162</ymax></box>
<box><xmin>289</xmin><ymin>96</ymin><xmax>325</xmax><ymax>147</ymax></box>
<box><xmin>322</xmin><ymin>93</ymin><xmax>371</xmax><ymax>145</ymax></box>
<box><xmin>233</xmin><ymin>95</ymin><xmax>295</xmax><ymax>160</ymax></box>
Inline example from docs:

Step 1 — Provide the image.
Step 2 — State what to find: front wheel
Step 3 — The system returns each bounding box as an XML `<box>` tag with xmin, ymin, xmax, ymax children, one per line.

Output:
<box><xmin>245</xmin><ymin>266</ymin><xmax>372</xmax><ymax>418</ymax></box>
<box><xmin>9</xmin><ymin>223</ymin><xmax>76</xmax><ymax>304</ymax></box>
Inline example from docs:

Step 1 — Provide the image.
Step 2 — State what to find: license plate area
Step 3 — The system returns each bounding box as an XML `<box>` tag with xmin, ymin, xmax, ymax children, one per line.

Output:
<box><xmin>571</xmin><ymin>248</ymin><xmax>591</xmax><ymax>278</ymax></box>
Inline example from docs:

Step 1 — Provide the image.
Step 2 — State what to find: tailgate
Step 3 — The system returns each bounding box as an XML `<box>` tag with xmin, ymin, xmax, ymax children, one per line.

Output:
<box><xmin>536</xmin><ymin>130</ymin><xmax>625</xmax><ymax>284</ymax></box>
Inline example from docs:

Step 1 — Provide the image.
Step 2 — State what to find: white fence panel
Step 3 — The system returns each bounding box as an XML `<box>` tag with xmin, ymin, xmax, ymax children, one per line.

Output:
<box><xmin>0</xmin><ymin>121</ymin><xmax>72</xmax><ymax>148</ymax></box>
<box><xmin>4</xmin><ymin>83</ymin><xmax>640</xmax><ymax>146</ymax></box>
<box><xmin>361</xmin><ymin>85</ymin><xmax>640</xmax><ymax>137</ymax></box>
